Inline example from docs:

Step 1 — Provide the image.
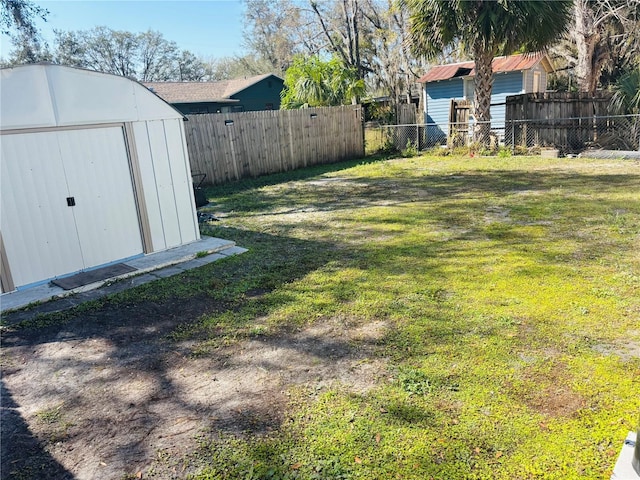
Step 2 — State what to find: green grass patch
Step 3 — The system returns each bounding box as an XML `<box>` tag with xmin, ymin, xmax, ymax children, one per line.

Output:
<box><xmin>185</xmin><ymin>154</ymin><xmax>640</xmax><ymax>479</ymax></box>
<box><xmin>11</xmin><ymin>154</ymin><xmax>640</xmax><ymax>479</ymax></box>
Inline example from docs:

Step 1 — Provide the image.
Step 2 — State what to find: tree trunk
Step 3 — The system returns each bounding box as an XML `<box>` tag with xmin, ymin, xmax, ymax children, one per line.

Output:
<box><xmin>473</xmin><ymin>42</ymin><xmax>494</xmax><ymax>147</ymax></box>
<box><xmin>574</xmin><ymin>0</ymin><xmax>600</xmax><ymax>94</ymax></box>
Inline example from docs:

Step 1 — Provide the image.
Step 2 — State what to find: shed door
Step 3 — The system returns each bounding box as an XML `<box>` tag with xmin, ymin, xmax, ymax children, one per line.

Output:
<box><xmin>1</xmin><ymin>126</ymin><xmax>143</xmax><ymax>288</ymax></box>
<box><xmin>1</xmin><ymin>130</ymin><xmax>85</xmax><ymax>287</ymax></box>
<box><xmin>56</xmin><ymin>127</ymin><xmax>142</xmax><ymax>269</ymax></box>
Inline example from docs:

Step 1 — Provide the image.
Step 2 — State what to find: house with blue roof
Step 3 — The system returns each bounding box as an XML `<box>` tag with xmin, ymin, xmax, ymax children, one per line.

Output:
<box><xmin>418</xmin><ymin>53</ymin><xmax>553</xmax><ymax>142</ymax></box>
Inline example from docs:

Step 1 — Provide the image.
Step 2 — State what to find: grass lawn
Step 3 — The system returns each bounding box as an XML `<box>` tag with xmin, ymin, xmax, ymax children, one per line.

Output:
<box><xmin>8</xmin><ymin>154</ymin><xmax>638</xmax><ymax>479</ymax></box>
<box><xmin>182</xmin><ymin>154</ymin><xmax>639</xmax><ymax>479</ymax></box>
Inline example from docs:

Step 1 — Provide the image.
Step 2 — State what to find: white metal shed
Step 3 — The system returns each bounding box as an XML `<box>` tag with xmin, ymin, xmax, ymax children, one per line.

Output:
<box><xmin>0</xmin><ymin>64</ymin><xmax>200</xmax><ymax>293</ymax></box>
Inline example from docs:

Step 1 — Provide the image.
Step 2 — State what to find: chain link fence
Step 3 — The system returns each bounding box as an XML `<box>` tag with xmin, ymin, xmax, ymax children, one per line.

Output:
<box><xmin>365</xmin><ymin>115</ymin><xmax>640</xmax><ymax>155</ymax></box>
<box><xmin>506</xmin><ymin>115</ymin><xmax>640</xmax><ymax>153</ymax></box>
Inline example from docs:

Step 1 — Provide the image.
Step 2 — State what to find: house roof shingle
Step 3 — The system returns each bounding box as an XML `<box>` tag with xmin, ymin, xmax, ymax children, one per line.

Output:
<box><xmin>418</xmin><ymin>53</ymin><xmax>550</xmax><ymax>83</ymax></box>
<box><xmin>143</xmin><ymin>73</ymin><xmax>282</xmax><ymax>104</ymax></box>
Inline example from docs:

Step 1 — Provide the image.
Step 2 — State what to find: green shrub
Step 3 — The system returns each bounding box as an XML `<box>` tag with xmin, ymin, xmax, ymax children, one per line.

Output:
<box><xmin>381</xmin><ymin>136</ymin><xmax>398</xmax><ymax>154</ymax></box>
<box><xmin>401</xmin><ymin>140</ymin><xmax>419</xmax><ymax>157</ymax></box>
<box><xmin>497</xmin><ymin>146</ymin><xmax>512</xmax><ymax>158</ymax></box>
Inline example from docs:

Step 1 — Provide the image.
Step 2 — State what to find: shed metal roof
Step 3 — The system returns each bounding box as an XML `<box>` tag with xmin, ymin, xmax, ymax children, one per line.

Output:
<box><xmin>0</xmin><ymin>63</ymin><xmax>184</xmax><ymax>131</ymax></box>
<box><xmin>418</xmin><ymin>53</ymin><xmax>550</xmax><ymax>83</ymax></box>
<box><xmin>144</xmin><ymin>73</ymin><xmax>283</xmax><ymax>104</ymax></box>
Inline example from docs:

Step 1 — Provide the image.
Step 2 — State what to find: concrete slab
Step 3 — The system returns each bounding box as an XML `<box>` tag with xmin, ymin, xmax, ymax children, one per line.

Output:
<box><xmin>0</xmin><ymin>236</ymin><xmax>246</xmax><ymax>315</ymax></box>
<box><xmin>612</xmin><ymin>431</ymin><xmax>639</xmax><ymax>479</ymax></box>
<box><xmin>581</xmin><ymin>150</ymin><xmax>640</xmax><ymax>160</ymax></box>
<box><xmin>151</xmin><ymin>265</ymin><xmax>190</xmax><ymax>279</ymax></box>
<box><xmin>218</xmin><ymin>246</ymin><xmax>249</xmax><ymax>257</ymax></box>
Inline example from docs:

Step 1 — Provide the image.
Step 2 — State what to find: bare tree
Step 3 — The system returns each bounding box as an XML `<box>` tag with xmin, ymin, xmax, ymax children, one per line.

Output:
<box><xmin>240</xmin><ymin>0</ymin><xmax>434</xmax><ymax>112</ymax></box>
<box><xmin>203</xmin><ymin>54</ymin><xmax>275</xmax><ymax>81</ymax></box>
<box><xmin>361</xmin><ymin>0</ymin><xmax>428</xmax><ymax>107</ymax></box>
<box><xmin>242</xmin><ymin>0</ymin><xmax>317</xmax><ymax>74</ymax></box>
<box><xmin>50</xmin><ymin>27</ymin><xmax>206</xmax><ymax>81</ymax></box>
<box><xmin>1</xmin><ymin>0</ymin><xmax>49</xmax><ymax>63</ymax></box>
<box><xmin>562</xmin><ymin>0</ymin><xmax>640</xmax><ymax>93</ymax></box>
<box><xmin>138</xmin><ymin>30</ymin><xmax>180</xmax><ymax>81</ymax></box>
<box><xmin>176</xmin><ymin>51</ymin><xmax>207</xmax><ymax>81</ymax></box>
<box><xmin>1</xmin><ymin>0</ymin><xmax>46</xmax><ymax>38</ymax></box>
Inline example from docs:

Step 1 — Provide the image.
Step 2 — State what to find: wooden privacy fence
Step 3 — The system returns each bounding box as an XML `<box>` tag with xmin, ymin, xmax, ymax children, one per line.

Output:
<box><xmin>185</xmin><ymin>106</ymin><xmax>364</xmax><ymax>185</ymax></box>
<box><xmin>505</xmin><ymin>91</ymin><xmax>613</xmax><ymax>149</ymax></box>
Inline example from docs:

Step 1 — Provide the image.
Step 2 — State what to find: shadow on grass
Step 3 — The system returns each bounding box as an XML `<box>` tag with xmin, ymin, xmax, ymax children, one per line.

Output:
<box><xmin>201</xmin><ymin>154</ymin><xmax>390</xmax><ymax>196</ymax></box>
<box><xmin>0</xmin><ymin>228</ymin><xmax>388</xmax><ymax>478</ymax></box>
<box><xmin>2</xmin><ymin>160</ymin><xmax>638</xmax><ymax>478</ymax></box>
<box><xmin>1</xmin><ymin>379</ymin><xmax>74</xmax><ymax>480</ymax></box>
<box><xmin>184</xmin><ymin>163</ymin><xmax>640</xmax><ymax>479</ymax></box>
<box><xmin>201</xmin><ymin>168</ymin><xmax>640</xmax><ymax>230</ymax></box>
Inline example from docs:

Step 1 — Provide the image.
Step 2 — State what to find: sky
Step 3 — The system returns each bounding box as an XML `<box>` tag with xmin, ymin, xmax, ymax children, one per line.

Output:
<box><xmin>1</xmin><ymin>0</ymin><xmax>248</xmax><ymax>59</ymax></box>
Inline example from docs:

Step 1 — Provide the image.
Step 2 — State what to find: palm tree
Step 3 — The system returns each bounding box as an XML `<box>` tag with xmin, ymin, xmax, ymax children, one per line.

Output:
<box><xmin>281</xmin><ymin>55</ymin><xmax>365</xmax><ymax>109</ymax></box>
<box><xmin>611</xmin><ymin>67</ymin><xmax>640</xmax><ymax>114</ymax></box>
<box><xmin>610</xmin><ymin>67</ymin><xmax>640</xmax><ymax>150</ymax></box>
<box><xmin>404</xmin><ymin>0</ymin><xmax>572</xmax><ymax>145</ymax></box>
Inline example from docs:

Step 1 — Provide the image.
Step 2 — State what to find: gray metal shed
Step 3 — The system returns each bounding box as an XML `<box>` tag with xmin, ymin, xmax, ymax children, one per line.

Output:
<box><xmin>0</xmin><ymin>64</ymin><xmax>200</xmax><ymax>293</ymax></box>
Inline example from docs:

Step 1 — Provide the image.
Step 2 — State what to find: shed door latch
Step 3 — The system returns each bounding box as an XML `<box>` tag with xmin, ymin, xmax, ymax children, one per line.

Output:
<box><xmin>66</xmin><ymin>197</ymin><xmax>76</xmax><ymax>207</ymax></box>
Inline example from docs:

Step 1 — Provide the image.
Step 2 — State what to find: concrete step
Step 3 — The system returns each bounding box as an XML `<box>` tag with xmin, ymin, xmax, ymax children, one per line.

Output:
<box><xmin>0</xmin><ymin>236</ymin><xmax>247</xmax><ymax>315</ymax></box>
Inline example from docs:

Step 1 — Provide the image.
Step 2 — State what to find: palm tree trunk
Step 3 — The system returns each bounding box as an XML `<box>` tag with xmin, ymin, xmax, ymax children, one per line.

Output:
<box><xmin>473</xmin><ymin>43</ymin><xmax>494</xmax><ymax>148</ymax></box>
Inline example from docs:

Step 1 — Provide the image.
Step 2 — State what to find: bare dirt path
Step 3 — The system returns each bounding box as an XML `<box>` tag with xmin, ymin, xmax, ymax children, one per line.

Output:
<box><xmin>1</xmin><ymin>295</ymin><xmax>387</xmax><ymax>479</ymax></box>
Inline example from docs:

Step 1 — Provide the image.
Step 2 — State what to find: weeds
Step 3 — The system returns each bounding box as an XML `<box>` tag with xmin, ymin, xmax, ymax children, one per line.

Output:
<box><xmin>401</xmin><ymin>140</ymin><xmax>419</xmax><ymax>158</ymax></box>
<box><xmin>184</xmin><ymin>154</ymin><xmax>639</xmax><ymax>479</ymax></box>
<box><xmin>9</xmin><ymin>154</ymin><xmax>640</xmax><ymax>479</ymax></box>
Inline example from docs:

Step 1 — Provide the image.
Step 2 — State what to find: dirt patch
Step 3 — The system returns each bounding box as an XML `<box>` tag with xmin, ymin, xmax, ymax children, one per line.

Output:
<box><xmin>592</xmin><ymin>340</ymin><xmax>640</xmax><ymax>361</ymax></box>
<box><xmin>1</xmin><ymin>297</ymin><xmax>388</xmax><ymax>479</ymax></box>
<box><xmin>517</xmin><ymin>360</ymin><xmax>585</xmax><ymax>418</ymax></box>
<box><xmin>484</xmin><ymin>206</ymin><xmax>511</xmax><ymax>223</ymax></box>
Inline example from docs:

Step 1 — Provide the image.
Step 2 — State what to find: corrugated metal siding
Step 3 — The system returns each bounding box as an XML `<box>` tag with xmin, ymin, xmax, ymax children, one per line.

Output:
<box><xmin>163</xmin><ymin>119</ymin><xmax>200</xmax><ymax>245</ymax></box>
<box><xmin>131</xmin><ymin>120</ymin><xmax>199</xmax><ymax>251</ymax></box>
<box><xmin>418</xmin><ymin>53</ymin><xmax>546</xmax><ymax>83</ymax></box>
<box><xmin>0</xmin><ymin>67</ymin><xmax>56</xmax><ymax>129</ymax></box>
<box><xmin>132</xmin><ymin>122</ymin><xmax>167</xmax><ymax>251</ymax></box>
<box><xmin>142</xmin><ymin>121</ymin><xmax>182</xmax><ymax>249</ymax></box>
<box><xmin>0</xmin><ymin>127</ymin><xmax>143</xmax><ymax>288</ymax></box>
<box><xmin>489</xmin><ymin>71</ymin><xmax>523</xmax><ymax>128</ymax></box>
<box><xmin>0</xmin><ymin>64</ymin><xmax>183</xmax><ymax>131</ymax></box>
<box><xmin>177</xmin><ymin>120</ymin><xmax>200</xmax><ymax>244</ymax></box>
<box><xmin>1</xmin><ymin>65</ymin><xmax>202</xmax><ymax>291</ymax></box>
